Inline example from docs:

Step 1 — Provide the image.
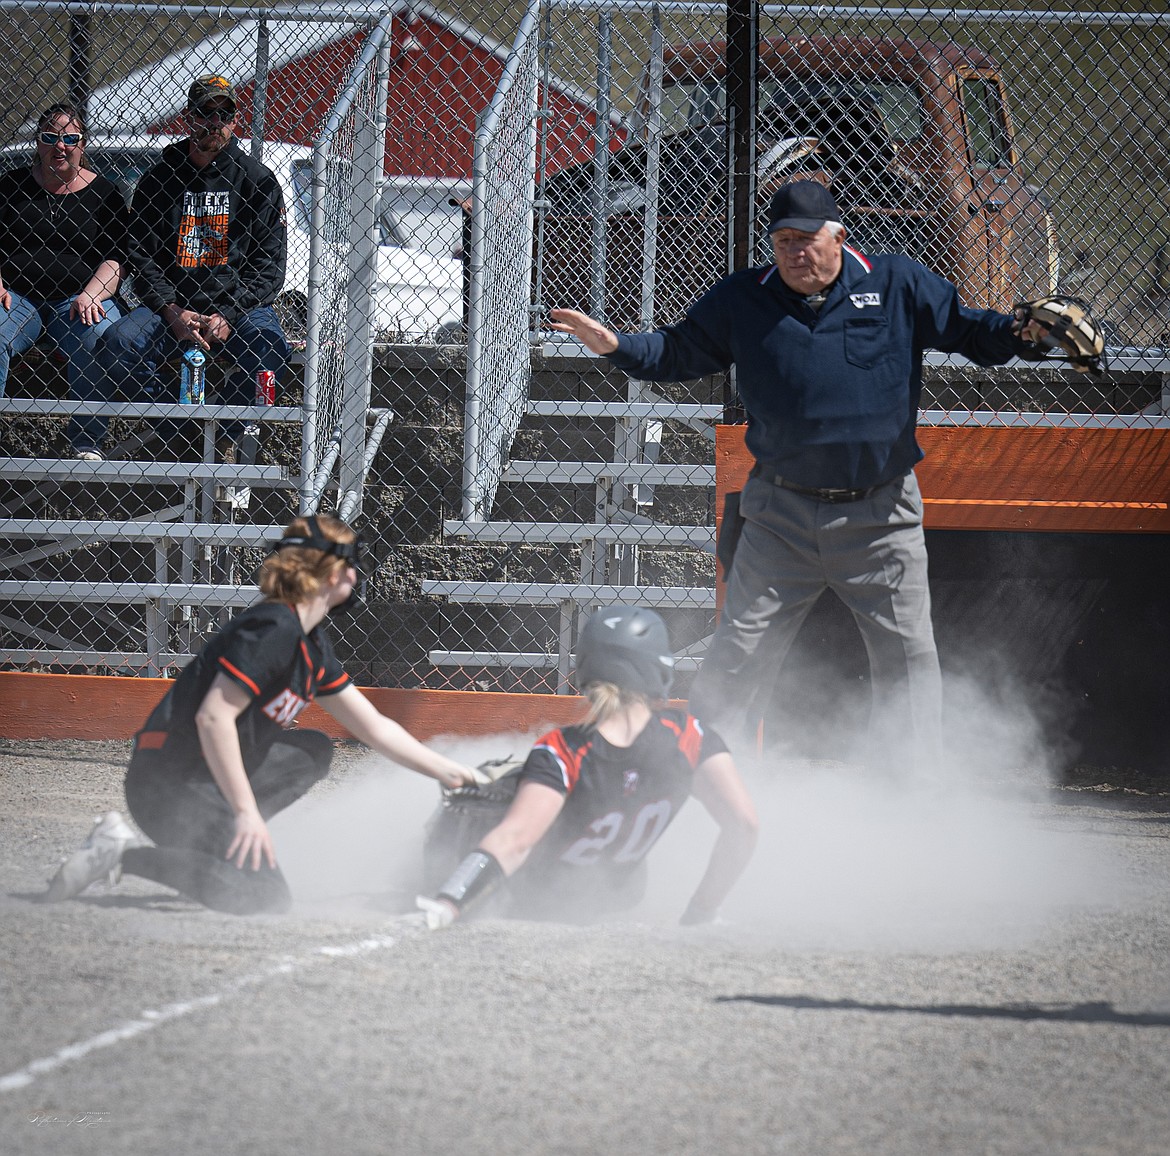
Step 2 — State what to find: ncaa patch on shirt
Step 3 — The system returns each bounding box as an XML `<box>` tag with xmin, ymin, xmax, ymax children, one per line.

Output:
<box><xmin>850</xmin><ymin>292</ymin><xmax>881</xmax><ymax>308</ymax></box>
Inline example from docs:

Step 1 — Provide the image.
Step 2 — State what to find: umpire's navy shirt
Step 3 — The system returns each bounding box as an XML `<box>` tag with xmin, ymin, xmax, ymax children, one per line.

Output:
<box><xmin>607</xmin><ymin>246</ymin><xmax>1025</xmax><ymax>491</ymax></box>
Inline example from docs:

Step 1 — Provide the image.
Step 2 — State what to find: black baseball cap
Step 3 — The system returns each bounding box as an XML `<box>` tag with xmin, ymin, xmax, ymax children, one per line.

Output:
<box><xmin>767</xmin><ymin>181</ymin><xmax>842</xmax><ymax>233</ymax></box>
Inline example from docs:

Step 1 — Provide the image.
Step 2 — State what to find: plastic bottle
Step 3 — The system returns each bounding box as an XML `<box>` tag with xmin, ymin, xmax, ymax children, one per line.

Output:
<box><xmin>179</xmin><ymin>345</ymin><xmax>207</xmax><ymax>405</ymax></box>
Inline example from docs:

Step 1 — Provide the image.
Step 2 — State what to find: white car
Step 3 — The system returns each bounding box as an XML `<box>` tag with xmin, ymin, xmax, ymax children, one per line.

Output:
<box><xmin>0</xmin><ymin>135</ymin><xmax>465</xmax><ymax>343</ymax></box>
<box><xmin>379</xmin><ymin>174</ymin><xmax>470</xmax><ymax>261</ymax></box>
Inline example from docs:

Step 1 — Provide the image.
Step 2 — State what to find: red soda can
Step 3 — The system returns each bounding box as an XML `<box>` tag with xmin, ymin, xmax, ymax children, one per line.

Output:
<box><xmin>255</xmin><ymin>370</ymin><xmax>276</xmax><ymax>406</ymax></box>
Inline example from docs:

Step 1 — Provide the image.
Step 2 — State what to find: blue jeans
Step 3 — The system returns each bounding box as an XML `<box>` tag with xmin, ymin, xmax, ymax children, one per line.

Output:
<box><xmin>98</xmin><ymin>304</ymin><xmax>289</xmax><ymax>442</ymax></box>
<box><xmin>0</xmin><ymin>292</ymin><xmax>123</xmax><ymax>452</ymax></box>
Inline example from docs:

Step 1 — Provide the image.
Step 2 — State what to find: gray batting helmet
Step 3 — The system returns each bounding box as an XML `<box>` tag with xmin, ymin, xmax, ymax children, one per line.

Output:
<box><xmin>575</xmin><ymin>605</ymin><xmax>675</xmax><ymax>699</ymax></box>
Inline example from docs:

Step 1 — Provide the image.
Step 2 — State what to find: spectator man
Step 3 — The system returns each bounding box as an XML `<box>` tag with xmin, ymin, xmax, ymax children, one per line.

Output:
<box><xmin>100</xmin><ymin>75</ymin><xmax>288</xmax><ymax>454</ymax></box>
<box><xmin>550</xmin><ymin>180</ymin><xmax>1048</xmax><ymax>780</ymax></box>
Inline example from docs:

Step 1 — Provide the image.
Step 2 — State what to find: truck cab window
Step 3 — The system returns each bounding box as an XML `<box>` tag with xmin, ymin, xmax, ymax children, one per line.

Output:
<box><xmin>872</xmin><ymin>83</ymin><xmax>925</xmax><ymax>143</ymax></box>
<box><xmin>656</xmin><ymin>80</ymin><xmax>723</xmax><ymax>135</ymax></box>
<box><xmin>961</xmin><ymin>77</ymin><xmax>1013</xmax><ymax>167</ymax></box>
<box><xmin>663</xmin><ymin>75</ymin><xmax>924</xmax><ymax>149</ymax></box>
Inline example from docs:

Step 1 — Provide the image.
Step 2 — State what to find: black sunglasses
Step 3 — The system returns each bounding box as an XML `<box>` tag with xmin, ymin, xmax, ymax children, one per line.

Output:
<box><xmin>39</xmin><ymin>132</ymin><xmax>83</xmax><ymax>147</ymax></box>
<box><xmin>190</xmin><ymin>105</ymin><xmax>236</xmax><ymax>124</ymax></box>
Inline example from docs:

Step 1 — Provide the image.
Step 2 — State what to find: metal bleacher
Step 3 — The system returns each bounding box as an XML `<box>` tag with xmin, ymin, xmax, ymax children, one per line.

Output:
<box><xmin>0</xmin><ymin>397</ymin><xmax>301</xmax><ymax>674</ymax></box>
<box><xmin>426</xmin><ymin>381</ymin><xmax>721</xmax><ymax>689</ymax></box>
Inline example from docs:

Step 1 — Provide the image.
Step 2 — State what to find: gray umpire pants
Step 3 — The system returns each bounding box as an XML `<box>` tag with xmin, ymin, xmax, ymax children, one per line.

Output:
<box><xmin>690</xmin><ymin>470</ymin><xmax>942</xmax><ymax>776</ymax></box>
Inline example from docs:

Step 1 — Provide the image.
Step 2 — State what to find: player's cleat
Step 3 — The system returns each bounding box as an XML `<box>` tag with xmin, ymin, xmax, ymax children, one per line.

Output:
<box><xmin>44</xmin><ymin>811</ymin><xmax>137</xmax><ymax>902</ymax></box>
<box><xmin>73</xmin><ymin>449</ymin><xmax>104</xmax><ymax>462</ymax></box>
<box><xmin>416</xmin><ymin>895</ymin><xmax>458</xmax><ymax>930</ymax></box>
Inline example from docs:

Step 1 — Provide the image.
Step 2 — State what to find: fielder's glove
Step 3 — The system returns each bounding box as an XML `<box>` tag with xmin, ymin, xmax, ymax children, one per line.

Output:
<box><xmin>1013</xmin><ymin>295</ymin><xmax>1108</xmax><ymax>378</ymax></box>
<box><xmin>442</xmin><ymin>755</ymin><xmax>525</xmax><ymax>799</ymax></box>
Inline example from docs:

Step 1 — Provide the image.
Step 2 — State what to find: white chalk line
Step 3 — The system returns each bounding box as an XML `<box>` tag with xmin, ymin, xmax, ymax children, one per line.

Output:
<box><xmin>0</xmin><ymin>926</ymin><xmax>417</xmax><ymax>1094</ymax></box>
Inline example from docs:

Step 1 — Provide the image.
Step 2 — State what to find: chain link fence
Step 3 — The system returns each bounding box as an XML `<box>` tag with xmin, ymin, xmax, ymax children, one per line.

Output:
<box><xmin>302</xmin><ymin>10</ymin><xmax>394</xmax><ymax>521</ymax></box>
<box><xmin>0</xmin><ymin>1</ymin><xmax>474</xmax><ymax>673</ymax></box>
<box><xmin>0</xmin><ymin>1</ymin><xmax>1167</xmax><ymax>696</ymax></box>
<box><xmin>463</xmin><ymin>0</ymin><xmax>540</xmax><ymax>522</ymax></box>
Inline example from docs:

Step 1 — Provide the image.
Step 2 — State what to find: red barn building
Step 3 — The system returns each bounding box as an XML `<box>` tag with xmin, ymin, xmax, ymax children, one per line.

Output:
<box><xmin>88</xmin><ymin>3</ymin><xmax>619</xmax><ymax>179</ymax></box>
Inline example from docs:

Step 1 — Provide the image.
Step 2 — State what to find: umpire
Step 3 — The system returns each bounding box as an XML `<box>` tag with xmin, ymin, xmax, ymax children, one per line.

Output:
<box><xmin>551</xmin><ymin>180</ymin><xmax>1043</xmax><ymax>778</ymax></box>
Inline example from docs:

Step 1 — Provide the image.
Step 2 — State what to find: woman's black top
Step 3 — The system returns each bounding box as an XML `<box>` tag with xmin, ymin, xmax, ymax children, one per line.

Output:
<box><xmin>0</xmin><ymin>167</ymin><xmax>127</xmax><ymax>302</ymax></box>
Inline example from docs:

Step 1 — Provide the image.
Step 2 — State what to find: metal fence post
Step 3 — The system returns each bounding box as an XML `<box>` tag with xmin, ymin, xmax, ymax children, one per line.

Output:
<box><xmin>463</xmin><ymin>0</ymin><xmax>542</xmax><ymax>521</ymax></box>
<box><xmin>591</xmin><ymin>12</ymin><xmax>613</xmax><ymax>321</ymax></box>
<box><xmin>250</xmin><ymin>17</ymin><xmax>269</xmax><ymax>162</ymax></box>
<box><xmin>337</xmin><ymin>30</ymin><xmax>392</xmax><ymax>520</ymax></box>
<box><xmin>639</xmin><ymin>4</ymin><xmax>664</xmax><ymax>333</ymax></box>
<box><xmin>301</xmin><ymin>9</ymin><xmax>396</xmax><ymax>514</ymax></box>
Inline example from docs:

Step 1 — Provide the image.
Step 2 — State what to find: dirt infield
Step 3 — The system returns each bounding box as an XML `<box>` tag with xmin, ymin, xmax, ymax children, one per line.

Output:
<box><xmin>2</xmin><ymin>737</ymin><xmax>1170</xmax><ymax>1155</ymax></box>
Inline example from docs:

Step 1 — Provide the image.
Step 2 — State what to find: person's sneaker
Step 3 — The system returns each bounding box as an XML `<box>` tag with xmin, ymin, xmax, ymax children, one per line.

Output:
<box><xmin>73</xmin><ymin>449</ymin><xmax>104</xmax><ymax>462</ymax></box>
<box><xmin>44</xmin><ymin>811</ymin><xmax>137</xmax><ymax>902</ymax></box>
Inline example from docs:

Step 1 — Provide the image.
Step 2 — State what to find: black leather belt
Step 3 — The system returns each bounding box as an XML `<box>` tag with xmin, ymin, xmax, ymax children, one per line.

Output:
<box><xmin>750</xmin><ymin>464</ymin><xmax>884</xmax><ymax>503</ymax></box>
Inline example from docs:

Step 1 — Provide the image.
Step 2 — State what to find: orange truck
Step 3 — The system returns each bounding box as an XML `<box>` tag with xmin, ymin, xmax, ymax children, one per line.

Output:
<box><xmin>541</xmin><ymin>34</ymin><xmax>1058</xmax><ymax>327</ymax></box>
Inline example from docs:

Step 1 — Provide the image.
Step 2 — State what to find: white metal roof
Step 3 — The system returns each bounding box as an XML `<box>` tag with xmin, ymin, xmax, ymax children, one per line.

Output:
<box><xmin>74</xmin><ymin>1</ymin><xmax>612</xmax><ymax>138</ymax></box>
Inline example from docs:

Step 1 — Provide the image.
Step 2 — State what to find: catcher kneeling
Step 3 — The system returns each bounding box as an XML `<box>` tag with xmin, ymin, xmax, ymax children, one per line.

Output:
<box><xmin>44</xmin><ymin>515</ymin><xmax>480</xmax><ymax>914</ymax></box>
<box><xmin>418</xmin><ymin>606</ymin><xmax>760</xmax><ymax>928</ymax></box>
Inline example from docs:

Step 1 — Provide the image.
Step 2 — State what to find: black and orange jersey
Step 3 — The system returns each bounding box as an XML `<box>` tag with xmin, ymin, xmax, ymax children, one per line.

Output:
<box><xmin>136</xmin><ymin>601</ymin><xmax>349</xmax><ymax>774</ymax></box>
<box><xmin>518</xmin><ymin>708</ymin><xmax>727</xmax><ymax>877</ymax></box>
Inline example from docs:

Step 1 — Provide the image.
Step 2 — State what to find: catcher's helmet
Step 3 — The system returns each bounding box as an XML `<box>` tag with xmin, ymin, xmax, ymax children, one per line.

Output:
<box><xmin>575</xmin><ymin>605</ymin><xmax>675</xmax><ymax>699</ymax></box>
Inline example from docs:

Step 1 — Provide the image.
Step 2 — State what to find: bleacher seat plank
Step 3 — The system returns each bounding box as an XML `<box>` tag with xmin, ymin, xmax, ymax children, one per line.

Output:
<box><xmin>0</xmin><ymin>581</ymin><xmax>259</xmax><ymax>605</ymax></box>
<box><xmin>0</xmin><ymin>520</ymin><xmax>286</xmax><ymax>543</ymax></box>
<box><xmin>0</xmin><ymin>458</ymin><xmax>290</xmax><ymax>484</ymax></box>
<box><xmin>525</xmin><ymin>402</ymin><xmax>722</xmax><ymax>421</ymax></box>
<box><xmin>0</xmin><ymin>399</ymin><xmax>302</xmax><ymax>421</ymax></box>
<box><xmin>443</xmin><ymin>520</ymin><xmax>714</xmax><ymax>546</ymax></box>
<box><xmin>501</xmin><ymin>461</ymin><xmax>715</xmax><ymax>485</ymax></box>
<box><xmin>421</xmin><ymin>580</ymin><xmax>714</xmax><ymax>608</ymax></box>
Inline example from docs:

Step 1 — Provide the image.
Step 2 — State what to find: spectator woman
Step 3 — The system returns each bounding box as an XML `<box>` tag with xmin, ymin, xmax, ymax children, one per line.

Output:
<box><xmin>0</xmin><ymin>103</ymin><xmax>127</xmax><ymax>458</ymax></box>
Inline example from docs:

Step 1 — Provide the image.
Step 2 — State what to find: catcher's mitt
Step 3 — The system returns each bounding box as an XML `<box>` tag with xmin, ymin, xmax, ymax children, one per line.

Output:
<box><xmin>1013</xmin><ymin>295</ymin><xmax>1108</xmax><ymax>377</ymax></box>
<box><xmin>444</xmin><ymin>754</ymin><xmax>525</xmax><ymax>802</ymax></box>
<box><xmin>421</xmin><ymin>755</ymin><xmax>525</xmax><ymax>889</ymax></box>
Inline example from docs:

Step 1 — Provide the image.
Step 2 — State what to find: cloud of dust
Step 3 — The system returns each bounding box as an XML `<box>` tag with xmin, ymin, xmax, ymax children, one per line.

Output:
<box><xmin>268</xmin><ymin>731</ymin><xmax>539</xmax><ymax>917</ymax></box>
<box><xmin>267</xmin><ymin>672</ymin><xmax>1130</xmax><ymax>949</ymax></box>
<box><xmin>635</xmin><ymin>669</ymin><xmax>1132</xmax><ymax>951</ymax></box>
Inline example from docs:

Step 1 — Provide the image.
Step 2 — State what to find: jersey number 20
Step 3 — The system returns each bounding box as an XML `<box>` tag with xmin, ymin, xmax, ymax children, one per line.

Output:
<box><xmin>560</xmin><ymin>800</ymin><xmax>673</xmax><ymax>866</ymax></box>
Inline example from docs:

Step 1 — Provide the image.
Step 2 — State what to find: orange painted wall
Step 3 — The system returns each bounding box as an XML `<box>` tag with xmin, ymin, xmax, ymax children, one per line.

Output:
<box><xmin>716</xmin><ymin>424</ymin><xmax>1170</xmax><ymax>534</ymax></box>
<box><xmin>0</xmin><ymin>672</ymin><xmax>587</xmax><ymax>742</ymax></box>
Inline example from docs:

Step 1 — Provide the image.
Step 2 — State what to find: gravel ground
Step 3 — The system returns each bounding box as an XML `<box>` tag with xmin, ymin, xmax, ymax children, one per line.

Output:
<box><xmin>2</xmin><ymin>736</ymin><xmax>1169</xmax><ymax>1155</ymax></box>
